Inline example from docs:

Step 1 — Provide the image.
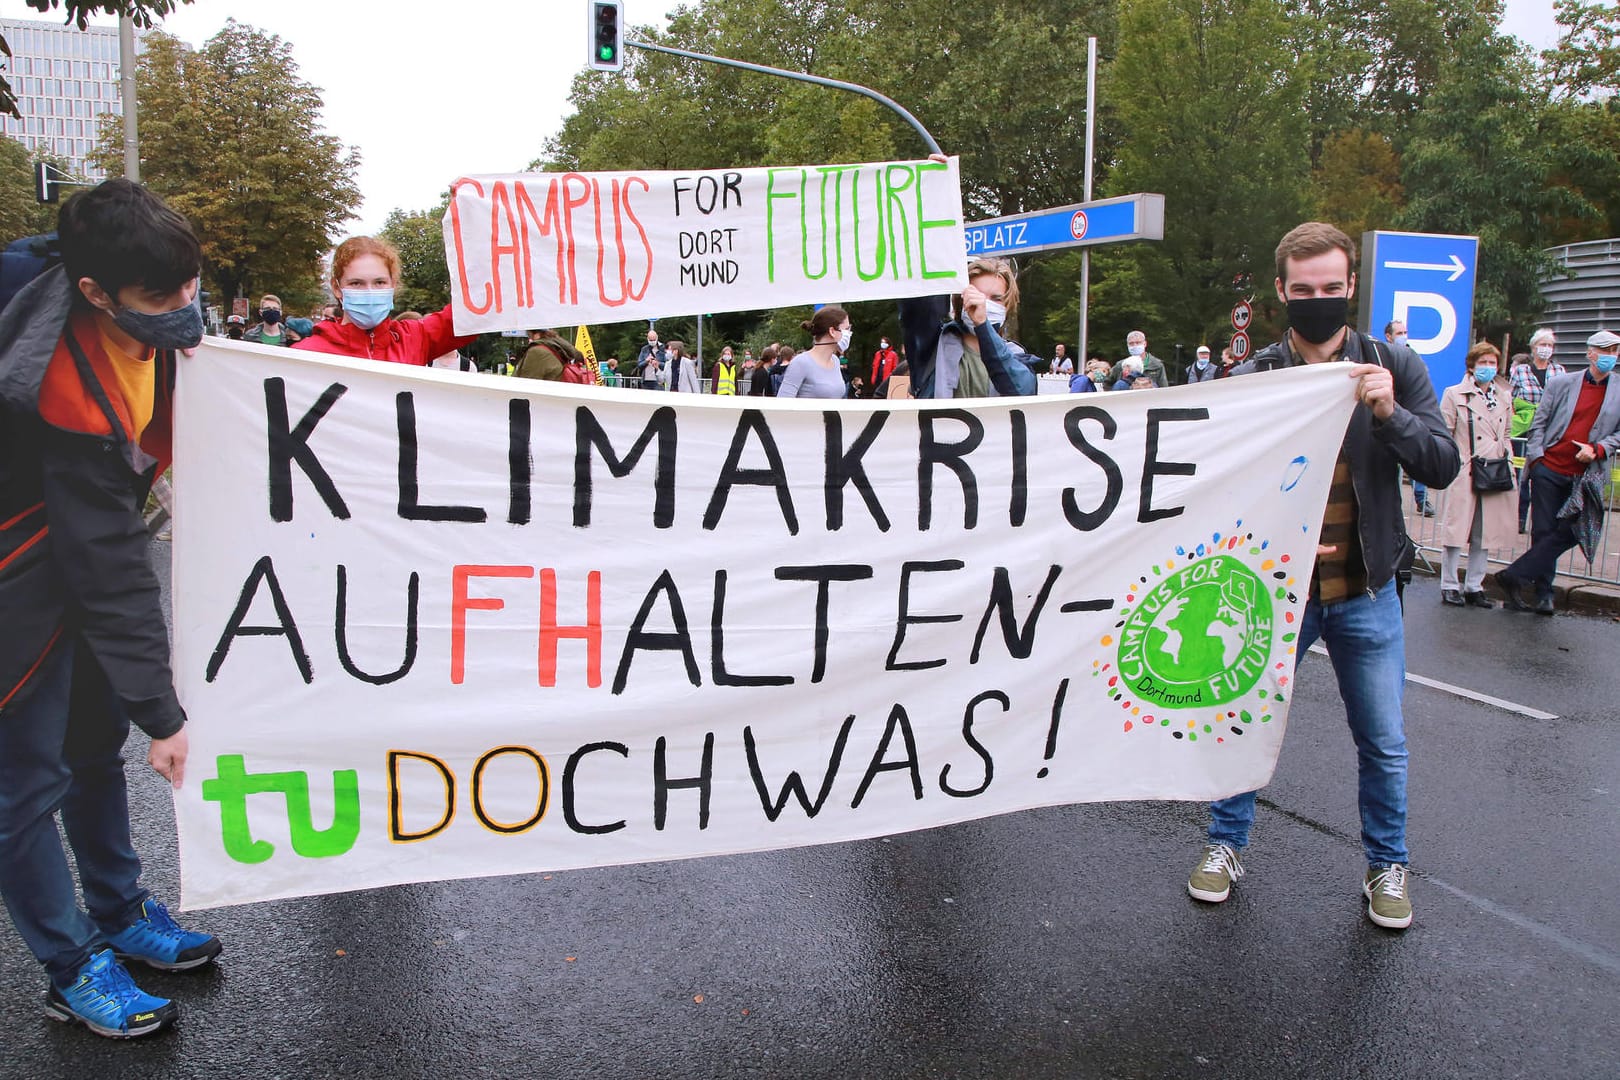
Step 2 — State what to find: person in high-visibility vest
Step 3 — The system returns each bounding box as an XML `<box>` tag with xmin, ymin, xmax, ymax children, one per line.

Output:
<box><xmin>710</xmin><ymin>345</ymin><xmax>739</xmax><ymax>395</ymax></box>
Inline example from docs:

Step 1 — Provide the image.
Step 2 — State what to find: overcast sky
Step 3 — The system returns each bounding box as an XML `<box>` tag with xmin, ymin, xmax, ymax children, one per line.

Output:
<box><xmin>5</xmin><ymin>0</ymin><xmax>1567</xmax><ymax>234</ymax></box>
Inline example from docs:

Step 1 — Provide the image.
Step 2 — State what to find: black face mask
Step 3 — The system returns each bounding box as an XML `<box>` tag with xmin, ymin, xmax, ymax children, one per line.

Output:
<box><xmin>1286</xmin><ymin>297</ymin><xmax>1348</xmax><ymax>345</ymax></box>
<box><xmin>260</xmin><ymin>308</ymin><xmax>281</xmax><ymax>325</ymax></box>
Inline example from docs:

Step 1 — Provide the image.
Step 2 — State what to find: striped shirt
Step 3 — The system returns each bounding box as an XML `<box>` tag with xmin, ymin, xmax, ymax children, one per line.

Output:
<box><xmin>1314</xmin><ymin>447</ymin><xmax>1366</xmax><ymax>605</ymax></box>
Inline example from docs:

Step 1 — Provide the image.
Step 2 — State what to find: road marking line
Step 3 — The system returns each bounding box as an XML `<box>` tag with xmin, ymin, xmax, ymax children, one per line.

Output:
<box><xmin>1306</xmin><ymin>644</ymin><xmax>1558</xmax><ymax>720</ymax></box>
<box><xmin>1260</xmin><ymin>799</ymin><xmax>1620</xmax><ymax>978</ymax></box>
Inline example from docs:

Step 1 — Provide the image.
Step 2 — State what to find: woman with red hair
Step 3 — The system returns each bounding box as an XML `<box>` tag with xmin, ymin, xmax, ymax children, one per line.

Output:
<box><xmin>294</xmin><ymin>236</ymin><xmax>476</xmax><ymax>364</ymax></box>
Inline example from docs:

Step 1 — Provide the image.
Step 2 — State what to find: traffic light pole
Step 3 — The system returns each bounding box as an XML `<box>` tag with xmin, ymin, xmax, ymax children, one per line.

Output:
<box><xmin>625</xmin><ymin>39</ymin><xmax>942</xmax><ymax>157</ymax></box>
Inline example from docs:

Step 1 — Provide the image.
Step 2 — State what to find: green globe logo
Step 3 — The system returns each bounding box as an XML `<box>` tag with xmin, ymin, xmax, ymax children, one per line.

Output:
<box><xmin>1116</xmin><ymin>555</ymin><xmax>1274</xmax><ymax>709</ymax></box>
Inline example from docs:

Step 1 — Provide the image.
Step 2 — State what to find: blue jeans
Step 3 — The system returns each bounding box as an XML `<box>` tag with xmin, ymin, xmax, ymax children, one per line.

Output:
<box><xmin>1208</xmin><ymin>579</ymin><xmax>1410</xmax><ymax>867</ymax></box>
<box><xmin>0</xmin><ymin>641</ymin><xmax>149</xmax><ymax>986</ymax></box>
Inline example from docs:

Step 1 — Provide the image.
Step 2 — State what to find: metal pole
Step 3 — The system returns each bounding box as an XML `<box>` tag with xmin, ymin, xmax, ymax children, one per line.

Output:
<box><xmin>118</xmin><ymin>15</ymin><xmax>139</xmax><ymax>181</ymax></box>
<box><xmin>627</xmin><ymin>38</ymin><xmax>942</xmax><ymax>156</ymax></box>
<box><xmin>1078</xmin><ymin>36</ymin><xmax>1097</xmax><ymax>367</ymax></box>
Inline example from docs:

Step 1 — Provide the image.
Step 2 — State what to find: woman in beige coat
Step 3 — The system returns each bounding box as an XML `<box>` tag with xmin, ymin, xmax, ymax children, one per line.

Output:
<box><xmin>1437</xmin><ymin>342</ymin><xmax>1517</xmax><ymax>606</ymax></box>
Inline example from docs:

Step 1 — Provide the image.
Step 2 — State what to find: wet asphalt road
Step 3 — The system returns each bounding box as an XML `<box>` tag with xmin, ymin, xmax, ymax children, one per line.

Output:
<box><xmin>2</xmin><ymin>545</ymin><xmax>1617</xmax><ymax>1080</ymax></box>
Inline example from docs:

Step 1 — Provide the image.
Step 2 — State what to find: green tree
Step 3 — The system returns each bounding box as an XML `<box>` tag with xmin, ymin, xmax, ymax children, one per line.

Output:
<box><xmin>1086</xmin><ymin>0</ymin><xmax>1311</xmax><ymax>371</ymax></box>
<box><xmin>537</xmin><ymin>0</ymin><xmax>1112</xmax><ymax>362</ymax></box>
<box><xmin>1538</xmin><ymin>0</ymin><xmax>1620</xmax><ymax>241</ymax></box>
<box><xmin>0</xmin><ymin>135</ymin><xmax>67</xmax><ymax>239</ymax></box>
<box><xmin>89</xmin><ymin>22</ymin><xmax>360</xmax><ymax>308</ymax></box>
<box><xmin>1311</xmin><ymin>128</ymin><xmax>1404</xmax><ymax>241</ymax></box>
<box><xmin>0</xmin><ymin>1</ymin><xmax>193</xmax><ymax>118</ymax></box>
<box><xmin>1397</xmin><ymin>21</ymin><xmax>1601</xmax><ymax>334</ymax></box>
<box><xmin>379</xmin><ymin>201</ymin><xmax>452</xmax><ymax>316</ymax></box>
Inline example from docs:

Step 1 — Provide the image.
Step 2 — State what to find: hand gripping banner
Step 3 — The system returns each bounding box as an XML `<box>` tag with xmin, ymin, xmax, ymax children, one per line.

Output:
<box><xmin>171</xmin><ymin>342</ymin><xmax>1355</xmax><ymax>908</ymax></box>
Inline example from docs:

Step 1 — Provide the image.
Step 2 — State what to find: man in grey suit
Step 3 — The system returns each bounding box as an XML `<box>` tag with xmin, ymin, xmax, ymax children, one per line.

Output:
<box><xmin>1497</xmin><ymin>329</ymin><xmax>1620</xmax><ymax>613</ymax></box>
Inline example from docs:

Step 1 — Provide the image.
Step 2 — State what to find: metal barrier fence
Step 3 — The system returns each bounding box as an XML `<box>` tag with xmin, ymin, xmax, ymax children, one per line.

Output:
<box><xmin>1402</xmin><ymin>467</ymin><xmax>1620</xmax><ymax>586</ymax></box>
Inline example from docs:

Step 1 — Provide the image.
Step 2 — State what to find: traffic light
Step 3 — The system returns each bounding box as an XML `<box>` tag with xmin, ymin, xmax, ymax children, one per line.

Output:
<box><xmin>34</xmin><ymin>160</ymin><xmax>58</xmax><ymax>203</ymax></box>
<box><xmin>588</xmin><ymin>0</ymin><xmax>623</xmax><ymax>72</ymax></box>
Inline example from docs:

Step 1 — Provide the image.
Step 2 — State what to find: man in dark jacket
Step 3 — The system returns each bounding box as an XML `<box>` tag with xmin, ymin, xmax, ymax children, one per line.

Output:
<box><xmin>1185</xmin><ymin>221</ymin><xmax>1460</xmax><ymax>932</ymax></box>
<box><xmin>0</xmin><ymin>179</ymin><xmax>221</xmax><ymax>1040</ymax></box>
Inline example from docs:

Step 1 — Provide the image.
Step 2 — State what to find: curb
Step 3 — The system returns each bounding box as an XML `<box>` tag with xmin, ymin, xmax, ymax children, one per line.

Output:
<box><xmin>1410</xmin><ymin>562</ymin><xmax>1620</xmax><ymax>618</ymax></box>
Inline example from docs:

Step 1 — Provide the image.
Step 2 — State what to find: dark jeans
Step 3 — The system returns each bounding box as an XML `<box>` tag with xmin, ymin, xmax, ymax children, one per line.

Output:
<box><xmin>0</xmin><ymin>641</ymin><xmax>148</xmax><ymax>986</ymax></box>
<box><xmin>1503</xmin><ymin>461</ymin><xmax>1579</xmax><ymax>601</ymax></box>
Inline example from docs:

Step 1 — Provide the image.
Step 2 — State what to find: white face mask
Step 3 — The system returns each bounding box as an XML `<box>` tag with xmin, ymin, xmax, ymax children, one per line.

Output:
<box><xmin>985</xmin><ymin>300</ymin><xmax>1008</xmax><ymax>327</ymax></box>
<box><xmin>1534</xmin><ymin>344</ymin><xmax>1553</xmax><ymax>361</ymax></box>
<box><xmin>836</xmin><ymin>327</ymin><xmax>853</xmax><ymax>352</ymax></box>
<box><xmin>1128</xmin><ymin>343</ymin><xmax>1145</xmax><ymax>357</ymax></box>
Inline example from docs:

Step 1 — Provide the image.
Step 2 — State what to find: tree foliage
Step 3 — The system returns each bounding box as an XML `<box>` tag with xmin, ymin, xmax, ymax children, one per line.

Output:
<box><xmin>376</xmin><ymin>0</ymin><xmax>1617</xmax><ymax>364</ymax></box>
<box><xmin>1397</xmin><ymin>22</ymin><xmax>1601</xmax><ymax>331</ymax></box>
<box><xmin>379</xmin><ymin>202</ymin><xmax>452</xmax><ymax>317</ymax></box>
<box><xmin>0</xmin><ymin>135</ymin><xmax>67</xmax><ymax>239</ymax></box>
<box><xmin>89</xmin><ymin>22</ymin><xmax>361</xmax><ymax>308</ymax></box>
<box><xmin>1083</xmin><ymin>0</ymin><xmax>1309</xmax><ymax>370</ymax></box>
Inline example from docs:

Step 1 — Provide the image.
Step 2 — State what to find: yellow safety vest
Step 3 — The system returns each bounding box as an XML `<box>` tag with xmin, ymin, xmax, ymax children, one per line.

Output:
<box><xmin>714</xmin><ymin>361</ymin><xmax>738</xmax><ymax>395</ymax></box>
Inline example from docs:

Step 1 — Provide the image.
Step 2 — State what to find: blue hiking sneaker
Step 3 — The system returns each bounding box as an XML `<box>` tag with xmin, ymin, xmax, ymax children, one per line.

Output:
<box><xmin>106</xmin><ymin>898</ymin><xmax>222</xmax><ymax>972</ymax></box>
<box><xmin>44</xmin><ymin>949</ymin><xmax>177</xmax><ymax>1039</ymax></box>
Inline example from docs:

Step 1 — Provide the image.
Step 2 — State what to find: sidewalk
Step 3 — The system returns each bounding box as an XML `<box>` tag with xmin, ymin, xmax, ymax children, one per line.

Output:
<box><xmin>1401</xmin><ymin>496</ymin><xmax>1620</xmax><ymax>619</ymax></box>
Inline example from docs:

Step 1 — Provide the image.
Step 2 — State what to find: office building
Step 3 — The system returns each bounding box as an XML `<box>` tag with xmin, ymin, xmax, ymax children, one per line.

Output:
<box><xmin>0</xmin><ymin>17</ymin><xmax>129</xmax><ymax>179</ymax></box>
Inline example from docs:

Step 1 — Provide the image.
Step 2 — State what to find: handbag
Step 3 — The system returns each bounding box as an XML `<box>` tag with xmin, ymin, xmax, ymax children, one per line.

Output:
<box><xmin>1468</xmin><ymin>406</ymin><xmax>1515</xmax><ymax>493</ymax></box>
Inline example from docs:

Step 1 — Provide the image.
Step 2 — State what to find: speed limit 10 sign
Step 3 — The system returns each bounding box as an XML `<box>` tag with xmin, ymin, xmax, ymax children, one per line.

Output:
<box><xmin>1229</xmin><ymin>331</ymin><xmax>1251</xmax><ymax>361</ymax></box>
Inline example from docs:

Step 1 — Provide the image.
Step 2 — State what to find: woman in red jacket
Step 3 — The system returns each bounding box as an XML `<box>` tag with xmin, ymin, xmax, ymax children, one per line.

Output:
<box><xmin>294</xmin><ymin>236</ymin><xmax>476</xmax><ymax>364</ymax></box>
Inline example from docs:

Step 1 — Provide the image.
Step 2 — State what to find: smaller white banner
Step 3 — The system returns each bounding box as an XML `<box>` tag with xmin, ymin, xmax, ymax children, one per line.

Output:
<box><xmin>441</xmin><ymin>159</ymin><xmax>969</xmax><ymax>332</ymax></box>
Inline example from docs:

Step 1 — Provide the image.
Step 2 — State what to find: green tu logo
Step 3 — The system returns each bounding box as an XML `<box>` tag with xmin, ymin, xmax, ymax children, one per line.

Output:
<box><xmin>201</xmin><ymin>755</ymin><xmax>361</xmax><ymax>864</ymax></box>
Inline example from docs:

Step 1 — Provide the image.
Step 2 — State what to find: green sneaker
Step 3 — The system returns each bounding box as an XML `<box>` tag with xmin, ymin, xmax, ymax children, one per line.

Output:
<box><xmin>1187</xmin><ymin>843</ymin><xmax>1244</xmax><ymax>902</ymax></box>
<box><xmin>1364</xmin><ymin>864</ymin><xmax>1413</xmax><ymax>929</ymax></box>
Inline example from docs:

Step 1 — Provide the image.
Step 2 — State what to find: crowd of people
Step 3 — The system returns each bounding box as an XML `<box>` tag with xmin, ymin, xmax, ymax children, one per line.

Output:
<box><xmin>5</xmin><ymin>174</ymin><xmax>1620</xmax><ymax>1046</ymax></box>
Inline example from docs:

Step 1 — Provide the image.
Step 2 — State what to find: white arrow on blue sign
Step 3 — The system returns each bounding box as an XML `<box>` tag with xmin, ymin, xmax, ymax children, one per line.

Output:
<box><xmin>964</xmin><ymin>194</ymin><xmax>1165</xmax><ymax>257</ymax></box>
<box><xmin>1358</xmin><ymin>230</ymin><xmax>1479</xmax><ymax>391</ymax></box>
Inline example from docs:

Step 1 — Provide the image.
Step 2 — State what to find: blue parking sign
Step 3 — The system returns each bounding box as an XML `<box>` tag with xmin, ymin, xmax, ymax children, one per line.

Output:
<box><xmin>1358</xmin><ymin>231</ymin><xmax>1479</xmax><ymax>391</ymax></box>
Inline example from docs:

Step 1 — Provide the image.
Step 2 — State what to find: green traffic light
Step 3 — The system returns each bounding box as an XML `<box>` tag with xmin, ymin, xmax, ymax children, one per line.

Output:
<box><xmin>599</xmin><ymin>45</ymin><xmax>615</xmax><ymax>61</ymax></box>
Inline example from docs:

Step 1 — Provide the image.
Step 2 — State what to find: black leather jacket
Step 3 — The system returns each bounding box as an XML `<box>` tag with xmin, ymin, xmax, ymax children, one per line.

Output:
<box><xmin>1237</xmin><ymin>329</ymin><xmax>1460</xmax><ymax>595</ymax></box>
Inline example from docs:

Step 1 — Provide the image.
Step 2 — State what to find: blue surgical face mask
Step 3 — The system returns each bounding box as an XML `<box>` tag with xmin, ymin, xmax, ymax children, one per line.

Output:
<box><xmin>1196</xmin><ymin>354</ymin><xmax>1210</xmax><ymax>368</ymax></box>
<box><xmin>1393</xmin><ymin>333</ymin><xmax>1408</xmax><ymax>347</ymax></box>
<box><xmin>1597</xmin><ymin>352</ymin><xmax>1619</xmax><ymax>374</ymax></box>
<box><xmin>343</xmin><ymin>288</ymin><xmax>394</xmax><ymax>330</ymax></box>
<box><xmin>1473</xmin><ymin>364</ymin><xmax>1497</xmax><ymax>383</ymax></box>
<box><xmin>1128</xmin><ymin>343</ymin><xmax>1145</xmax><ymax>357</ymax></box>
<box><xmin>109</xmin><ymin>284</ymin><xmax>204</xmax><ymax>351</ymax></box>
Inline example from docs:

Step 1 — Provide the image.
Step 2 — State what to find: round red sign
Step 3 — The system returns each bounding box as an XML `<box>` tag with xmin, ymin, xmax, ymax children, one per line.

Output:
<box><xmin>1069</xmin><ymin>211</ymin><xmax>1089</xmax><ymax>241</ymax></box>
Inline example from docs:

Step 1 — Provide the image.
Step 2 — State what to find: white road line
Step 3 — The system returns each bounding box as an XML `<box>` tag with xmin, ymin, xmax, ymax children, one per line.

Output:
<box><xmin>1306</xmin><ymin>643</ymin><xmax>1559</xmax><ymax>720</ymax></box>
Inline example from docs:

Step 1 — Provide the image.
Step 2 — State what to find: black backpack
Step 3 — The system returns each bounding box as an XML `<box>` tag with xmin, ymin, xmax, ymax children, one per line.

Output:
<box><xmin>0</xmin><ymin>232</ymin><xmax>61</xmax><ymax>314</ymax></box>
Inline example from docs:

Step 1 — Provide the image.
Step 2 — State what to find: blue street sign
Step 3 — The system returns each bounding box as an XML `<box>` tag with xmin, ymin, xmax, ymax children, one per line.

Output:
<box><xmin>964</xmin><ymin>194</ymin><xmax>1165</xmax><ymax>257</ymax></box>
<box><xmin>1359</xmin><ymin>230</ymin><xmax>1479</xmax><ymax>391</ymax></box>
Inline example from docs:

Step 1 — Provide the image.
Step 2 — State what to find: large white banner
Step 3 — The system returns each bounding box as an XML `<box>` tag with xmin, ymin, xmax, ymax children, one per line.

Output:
<box><xmin>172</xmin><ymin>342</ymin><xmax>1355</xmax><ymax>909</ymax></box>
<box><xmin>441</xmin><ymin>159</ymin><xmax>969</xmax><ymax>333</ymax></box>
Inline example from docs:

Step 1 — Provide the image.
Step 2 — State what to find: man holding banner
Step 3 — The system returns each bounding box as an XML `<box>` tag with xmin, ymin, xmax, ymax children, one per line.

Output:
<box><xmin>0</xmin><ymin>180</ymin><xmax>221</xmax><ymax>1040</ymax></box>
<box><xmin>1188</xmin><ymin>222</ymin><xmax>1459</xmax><ymax>930</ymax></box>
